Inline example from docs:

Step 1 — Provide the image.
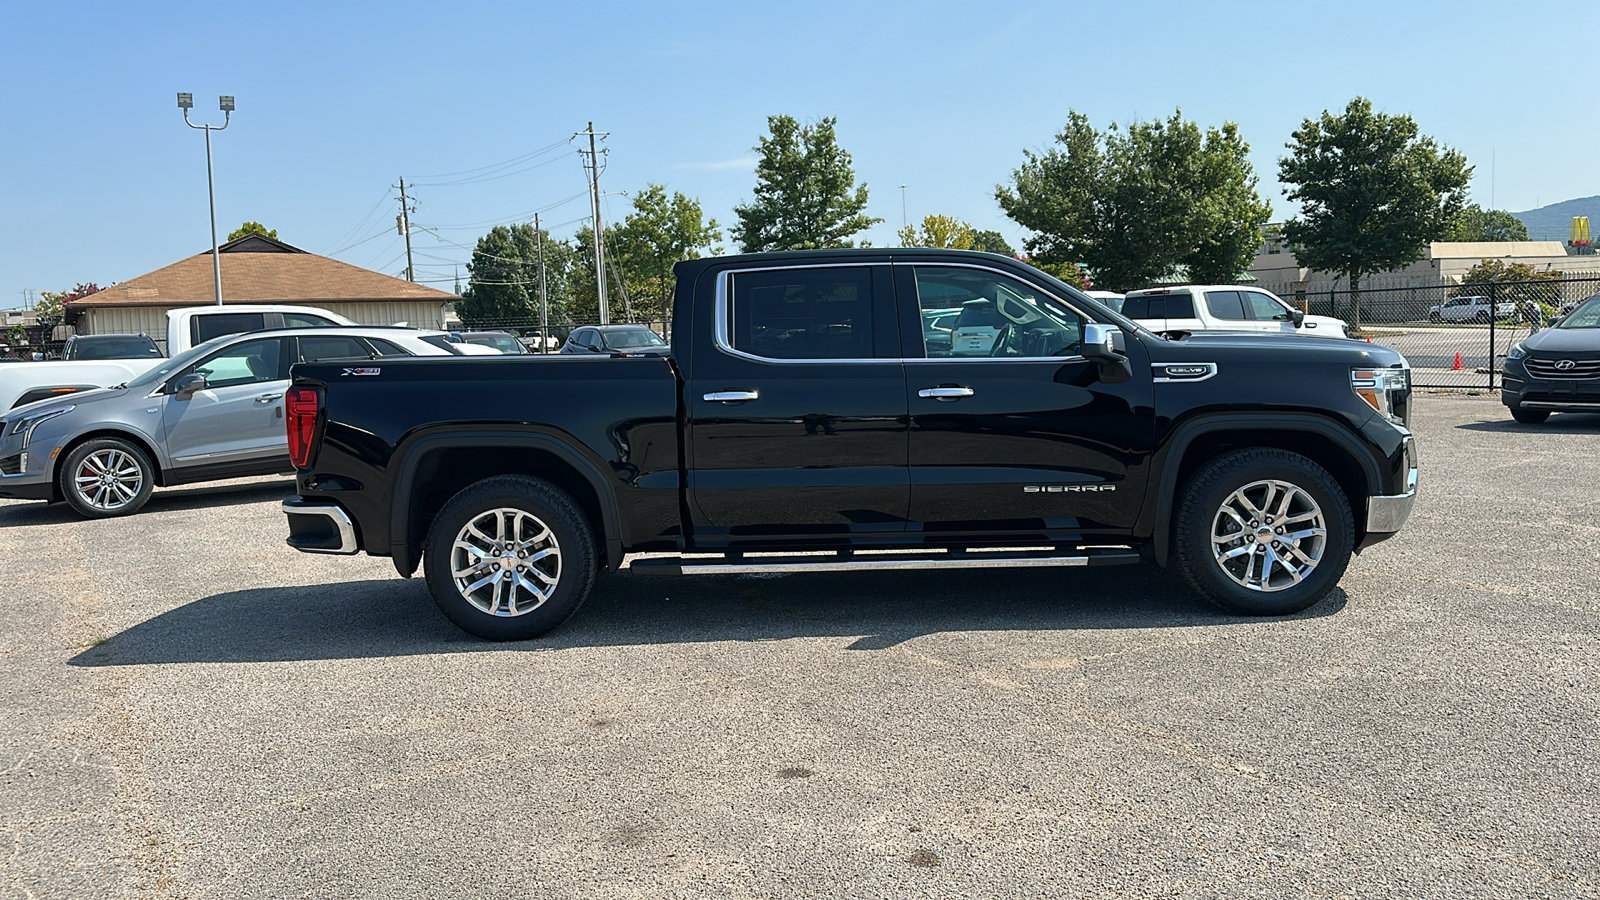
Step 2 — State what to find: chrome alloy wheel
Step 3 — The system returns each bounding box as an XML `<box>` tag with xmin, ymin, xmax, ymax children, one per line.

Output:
<box><xmin>1210</xmin><ymin>479</ymin><xmax>1327</xmax><ymax>592</ymax></box>
<box><xmin>450</xmin><ymin>507</ymin><xmax>562</xmax><ymax>617</ymax></box>
<box><xmin>72</xmin><ymin>449</ymin><xmax>145</xmax><ymax>511</ymax></box>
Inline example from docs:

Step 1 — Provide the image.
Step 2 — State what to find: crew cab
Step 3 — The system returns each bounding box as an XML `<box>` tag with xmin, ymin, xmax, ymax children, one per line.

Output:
<box><xmin>1</xmin><ymin>304</ymin><xmax>355</xmax><ymax>411</ymax></box>
<box><xmin>282</xmin><ymin>249</ymin><xmax>1418</xmax><ymax>641</ymax></box>
<box><xmin>1123</xmin><ymin>286</ymin><xmax>1351</xmax><ymax>339</ymax></box>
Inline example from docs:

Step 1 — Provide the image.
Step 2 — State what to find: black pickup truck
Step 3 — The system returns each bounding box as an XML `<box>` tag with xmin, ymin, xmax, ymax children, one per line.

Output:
<box><xmin>281</xmin><ymin>249</ymin><xmax>1418</xmax><ymax>640</ymax></box>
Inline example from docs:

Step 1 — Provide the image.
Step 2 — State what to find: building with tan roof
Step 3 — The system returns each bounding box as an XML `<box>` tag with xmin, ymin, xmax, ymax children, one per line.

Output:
<box><xmin>66</xmin><ymin>234</ymin><xmax>460</xmax><ymax>337</ymax></box>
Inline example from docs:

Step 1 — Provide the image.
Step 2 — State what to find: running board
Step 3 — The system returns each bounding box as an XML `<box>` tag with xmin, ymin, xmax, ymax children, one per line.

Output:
<box><xmin>629</xmin><ymin>548</ymin><xmax>1141</xmax><ymax>576</ymax></box>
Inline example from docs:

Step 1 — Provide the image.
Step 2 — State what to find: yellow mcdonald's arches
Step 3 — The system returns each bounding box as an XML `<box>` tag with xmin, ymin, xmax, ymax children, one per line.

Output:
<box><xmin>1572</xmin><ymin>216</ymin><xmax>1592</xmax><ymax>246</ymax></box>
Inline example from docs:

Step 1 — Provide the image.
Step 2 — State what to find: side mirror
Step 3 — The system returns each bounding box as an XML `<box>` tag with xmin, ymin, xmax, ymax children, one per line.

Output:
<box><xmin>172</xmin><ymin>373</ymin><xmax>207</xmax><ymax>398</ymax></box>
<box><xmin>1082</xmin><ymin>323</ymin><xmax>1123</xmax><ymax>364</ymax></box>
<box><xmin>1547</xmin><ymin>317</ymin><xmax>1560</xmax><ymax>328</ymax></box>
<box><xmin>1291</xmin><ymin>309</ymin><xmax>1306</xmax><ymax>327</ymax></box>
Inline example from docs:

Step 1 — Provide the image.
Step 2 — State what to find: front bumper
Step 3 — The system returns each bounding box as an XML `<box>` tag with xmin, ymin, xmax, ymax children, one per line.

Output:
<box><xmin>1501</xmin><ymin>362</ymin><xmax>1600</xmax><ymax>413</ymax></box>
<box><xmin>1364</xmin><ymin>434</ymin><xmax>1418</xmax><ymax>540</ymax></box>
<box><xmin>283</xmin><ymin>497</ymin><xmax>359</xmax><ymax>554</ymax></box>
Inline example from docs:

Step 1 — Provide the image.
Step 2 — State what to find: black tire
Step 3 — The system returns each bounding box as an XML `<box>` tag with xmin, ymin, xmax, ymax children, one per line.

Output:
<box><xmin>1475</xmin><ymin>311</ymin><xmax>1490</xmax><ymax>324</ymax></box>
<box><xmin>1173</xmin><ymin>448</ymin><xmax>1354</xmax><ymax>616</ymax></box>
<box><xmin>422</xmin><ymin>475</ymin><xmax>597</xmax><ymax>641</ymax></box>
<box><xmin>1428</xmin><ymin>312</ymin><xmax>1441</xmax><ymax>323</ymax></box>
<box><xmin>58</xmin><ymin>437</ymin><xmax>155</xmax><ymax>518</ymax></box>
<box><xmin>1510</xmin><ymin>407</ymin><xmax>1550</xmax><ymax>425</ymax></box>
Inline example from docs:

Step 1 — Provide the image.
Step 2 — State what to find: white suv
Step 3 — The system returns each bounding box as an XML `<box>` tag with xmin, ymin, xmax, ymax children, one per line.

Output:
<box><xmin>1121</xmin><ymin>286</ymin><xmax>1351</xmax><ymax>339</ymax></box>
<box><xmin>1428</xmin><ymin>295</ymin><xmax>1516</xmax><ymax>323</ymax></box>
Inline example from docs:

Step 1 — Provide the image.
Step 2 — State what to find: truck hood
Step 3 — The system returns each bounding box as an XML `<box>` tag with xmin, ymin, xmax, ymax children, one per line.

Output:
<box><xmin>1146</xmin><ymin>331</ymin><xmax>1407</xmax><ymax>368</ymax></box>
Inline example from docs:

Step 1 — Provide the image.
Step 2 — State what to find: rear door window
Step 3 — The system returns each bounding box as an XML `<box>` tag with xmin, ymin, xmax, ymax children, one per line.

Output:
<box><xmin>297</xmin><ymin>335</ymin><xmax>374</xmax><ymax>363</ymax></box>
<box><xmin>1205</xmin><ymin>290</ymin><xmax>1247</xmax><ymax>320</ymax></box>
<box><xmin>192</xmin><ymin>312</ymin><xmax>266</xmax><ymax>344</ymax></box>
<box><xmin>284</xmin><ymin>312</ymin><xmax>340</xmax><ymax>328</ymax></box>
<box><xmin>365</xmin><ymin>338</ymin><xmax>412</xmax><ymax>357</ymax></box>
<box><xmin>727</xmin><ymin>267</ymin><xmax>881</xmax><ymax>360</ymax></box>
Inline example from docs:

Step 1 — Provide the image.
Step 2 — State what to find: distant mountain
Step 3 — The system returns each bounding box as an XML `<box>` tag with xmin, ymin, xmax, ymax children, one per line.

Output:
<box><xmin>1512</xmin><ymin>196</ymin><xmax>1600</xmax><ymax>242</ymax></box>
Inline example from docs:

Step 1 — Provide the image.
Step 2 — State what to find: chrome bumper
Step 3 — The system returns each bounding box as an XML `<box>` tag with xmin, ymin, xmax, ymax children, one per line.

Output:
<box><xmin>282</xmin><ymin>498</ymin><xmax>358</xmax><ymax>554</ymax></box>
<box><xmin>1366</xmin><ymin>437</ymin><xmax>1418</xmax><ymax>534</ymax></box>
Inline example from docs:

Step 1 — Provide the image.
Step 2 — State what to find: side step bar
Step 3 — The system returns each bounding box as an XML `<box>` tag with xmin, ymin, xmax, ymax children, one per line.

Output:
<box><xmin>629</xmin><ymin>548</ymin><xmax>1140</xmax><ymax>576</ymax></box>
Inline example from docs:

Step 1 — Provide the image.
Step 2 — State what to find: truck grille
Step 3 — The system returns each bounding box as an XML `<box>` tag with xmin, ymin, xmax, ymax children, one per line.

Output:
<box><xmin>0</xmin><ymin>454</ymin><xmax>20</xmax><ymax>475</ymax></box>
<box><xmin>1525</xmin><ymin>357</ymin><xmax>1600</xmax><ymax>380</ymax></box>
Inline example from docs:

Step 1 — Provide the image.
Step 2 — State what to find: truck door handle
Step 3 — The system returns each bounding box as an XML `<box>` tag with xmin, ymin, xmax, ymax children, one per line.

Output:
<box><xmin>255</xmin><ymin>393</ymin><xmax>283</xmax><ymax>404</ymax></box>
<box><xmin>704</xmin><ymin>390</ymin><xmax>759</xmax><ymax>403</ymax></box>
<box><xmin>918</xmin><ymin>386</ymin><xmax>974</xmax><ymax>400</ymax></box>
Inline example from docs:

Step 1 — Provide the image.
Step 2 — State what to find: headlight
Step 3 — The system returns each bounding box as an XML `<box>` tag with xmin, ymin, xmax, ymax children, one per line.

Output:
<box><xmin>1352</xmin><ymin>369</ymin><xmax>1406</xmax><ymax>422</ymax></box>
<box><xmin>12</xmin><ymin>406</ymin><xmax>74</xmax><ymax>449</ymax></box>
<box><xmin>1506</xmin><ymin>343</ymin><xmax>1528</xmax><ymax>360</ymax></box>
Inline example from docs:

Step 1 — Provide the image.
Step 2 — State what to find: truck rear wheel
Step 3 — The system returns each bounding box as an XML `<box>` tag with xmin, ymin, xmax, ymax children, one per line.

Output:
<box><xmin>422</xmin><ymin>475</ymin><xmax>597</xmax><ymax>641</ymax></box>
<box><xmin>1173</xmin><ymin>448</ymin><xmax>1354</xmax><ymax>616</ymax></box>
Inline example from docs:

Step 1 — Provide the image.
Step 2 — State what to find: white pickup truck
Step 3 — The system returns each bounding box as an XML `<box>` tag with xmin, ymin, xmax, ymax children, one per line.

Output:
<box><xmin>2</xmin><ymin>304</ymin><xmax>355</xmax><ymax>410</ymax></box>
<box><xmin>1121</xmin><ymin>285</ymin><xmax>1351</xmax><ymax>339</ymax></box>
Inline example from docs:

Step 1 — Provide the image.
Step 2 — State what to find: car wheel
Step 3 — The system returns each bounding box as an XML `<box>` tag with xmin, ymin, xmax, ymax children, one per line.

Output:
<box><xmin>422</xmin><ymin>475</ymin><xmax>597</xmax><ymax>641</ymax></box>
<box><xmin>58</xmin><ymin>437</ymin><xmax>155</xmax><ymax>518</ymax></box>
<box><xmin>1428</xmin><ymin>312</ymin><xmax>1441</xmax><ymax>323</ymax></box>
<box><xmin>1510</xmin><ymin>407</ymin><xmax>1550</xmax><ymax>425</ymax></box>
<box><xmin>1173</xmin><ymin>448</ymin><xmax>1354</xmax><ymax>616</ymax></box>
<box><xmin>1475</xmin><ymin>311</ymin><xmax>1490</xmax><ymax>323</ymax></box>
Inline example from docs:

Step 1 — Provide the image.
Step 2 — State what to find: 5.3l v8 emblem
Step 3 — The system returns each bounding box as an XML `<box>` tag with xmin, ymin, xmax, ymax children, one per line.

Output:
<box><xmin>340</xmin><ymin>367</ymin><xmax>381</xmax><ymax>376</ymax></box>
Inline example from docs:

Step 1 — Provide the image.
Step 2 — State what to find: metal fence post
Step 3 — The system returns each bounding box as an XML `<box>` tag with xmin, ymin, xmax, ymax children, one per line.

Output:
<box><xmin>1488</xmin><ymin>282</ymin><xmax>1497</xmax><ymax>391</ymax></box>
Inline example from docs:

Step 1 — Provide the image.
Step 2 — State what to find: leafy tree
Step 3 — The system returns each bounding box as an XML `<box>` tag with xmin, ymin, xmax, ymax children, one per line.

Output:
<box><xmin>1279</xmin><ymin>97</ymin><xmax>1473</xmax><ymax>327</ymax></box>
<box><xmin>1023</xmin><ymin>258</ymin><xmax>1091</xmax><ymax>290</ymax></box>
<box><xmin>997</xmin><ymin>110</ymin><xmax>1271</xmax><ymax>292</ymax></box>
<box><xmin>607</xmin><ymin>185</ymin><xmax>722</xmax><ymax>322</ymax></box>
<box><xmin>1446</xmin><ymin>204</ymin><xmax>1529</xmax><ymax>242</ymax></box>
<box><xmin>458</xmin><ymin>224</ymin><xmax>577</xmax><ymax>328</ymax></box>
<box><xmin>733</xmin><ymin>115</ymin><xmax>881</xmax><ymax>252</ymax></box>
<box><xmin>970</xmin><ymin>230</ymin><xmax>1015</xmax><ymax>257</ymax></box>
<box><xmin>1450</xmin><ymin>259</ymin><xmax>1563</xmax><ymax>318</ymax></box>
<box><xmin>897</xmin><ymin>214</ymin><xmax>976</xmax><ymax>249</ymax></box>
<box><xmin>228</xmin><ymin>221</ymin><xmax>277</xmax><ymax>241</ymax></box>
<box><xmin>36</xmin><ymin>283</ymin><xmax>102</xmax><ymax>318</ymax></box>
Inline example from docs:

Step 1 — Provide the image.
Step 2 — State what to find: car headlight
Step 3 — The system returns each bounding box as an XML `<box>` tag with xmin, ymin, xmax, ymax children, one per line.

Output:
<box><xmin>1506</xmin><ymin>343</ymin><xmax>1528</xmax><ymax>360</ymax></box>
<box><xmin>11</xmin><ymin>406</ymin><xmax>74</xmax><ymax>449</ymax></box>
<box><xmin>1352</xmin><ymin>369</ymin><xmax>1406</xmax><ymax>422</ymax></box>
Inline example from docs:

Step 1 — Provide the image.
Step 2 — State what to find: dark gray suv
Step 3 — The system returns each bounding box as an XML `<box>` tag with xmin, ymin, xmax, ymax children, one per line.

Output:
<box><xmin>1502</xmin><ymin>295</ymin><xmax>1600</xmax><ymax>423</ymax></box>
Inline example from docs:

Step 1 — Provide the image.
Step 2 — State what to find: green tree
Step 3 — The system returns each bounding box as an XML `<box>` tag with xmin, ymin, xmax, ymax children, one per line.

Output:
<box><xmin>35</xmin><ymin>283</ymin><xmax>102</xmax><ymax>318</ymax></box>
<box><xmin>458</xmin><ymin>224</ymin><xmax>577</xmax><ymax>328</ymax></box>
<box><xmin>227</xmin><ymin>221</ymin><xmax>277</xmax><ymax>241</ymax></box>
<box><xmin>1446</xmin><ymin>204</ymin><xmax>1529</xmax><ymax>242</ymax></box>
<box><xmin>970</xmin><ymin>230</ymin><xmax>1015</xmax><ymax>257</ymax></box>
<box><xmin>607</xmin><ymin>185</ymin><xmax>722</xmax><ymax>322</ymax></box>
<box><xmin>1024</xmin><ymin>259</ymin><xmax>1091</xmax><ymax>290</ymax></box>
<box><xmin>997</xmin><ymin>109</ymin><xmax>1271</xmax><ymax>292</ymax></box>
<box><xmin>1279</xmin><ymin>97</ymin><xmax>1473</xmax><ymax>327</ymax></box>
<box><xmin>1449</xmin><ymin>259</ymin><xmax>1563</xmax><ymax>319</ymax></box>
<box><xmin>897</xmin><ymin>214</ymin><xmax>976</xmax><ymax>249</ymax></box>
<box><xmin>733</xmin><ymin>115</ymin><xmax>881</xmax><ymax>252</ymax></box>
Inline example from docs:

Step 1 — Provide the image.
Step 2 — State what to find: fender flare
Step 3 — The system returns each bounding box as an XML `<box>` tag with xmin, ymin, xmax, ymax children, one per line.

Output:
<box><xmin>1144</xmin><ymin>413</ymin><xmax>1382</xmax><ymax>567</ymax></box>
<box><xmin>387</xmin><ymin>430</ymin><xmax>624</xmax><ymax>576</ymax></box>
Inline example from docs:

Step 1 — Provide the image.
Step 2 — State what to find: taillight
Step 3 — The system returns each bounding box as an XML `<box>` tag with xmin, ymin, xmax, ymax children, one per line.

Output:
<box><xmin>286</xmin><ymin>386</ymin><xmax>320</xmax><ymax>468</ymax></box>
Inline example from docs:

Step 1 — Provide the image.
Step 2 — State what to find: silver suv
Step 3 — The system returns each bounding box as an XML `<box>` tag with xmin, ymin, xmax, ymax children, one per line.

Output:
<box><xmin>0</xmin><ymin>327</ymin><xmax>491</xmax><ymax>518</ymax></box>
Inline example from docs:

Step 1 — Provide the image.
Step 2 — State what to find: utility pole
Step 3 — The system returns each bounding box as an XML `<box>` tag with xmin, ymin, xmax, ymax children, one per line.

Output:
<box><xmin>575</xmin><ymin>122</ymin><xmax>610</xmax><ymax>323</ymax></box>
<box><xmin>535</xmin><ymin>212</ymin><xmax>548</xmax><ymax>351</ymax></box>
<box><xmin>396</xmin><ymin>177</ymin><xmax>416</xmax><ymax>282</ymax></box>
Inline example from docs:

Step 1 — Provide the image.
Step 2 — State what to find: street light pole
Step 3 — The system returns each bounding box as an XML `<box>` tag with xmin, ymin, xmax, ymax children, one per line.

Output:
<box><xmin>179</xmin><ymin>93</ymin><xmax>233</xmax><ymax>306</ymax></box>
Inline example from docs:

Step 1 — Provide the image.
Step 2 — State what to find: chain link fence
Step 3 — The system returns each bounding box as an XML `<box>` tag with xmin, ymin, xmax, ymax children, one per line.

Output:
<box><xmin>1260</xmin><ymin>276</ymin><xmax>1600</xmax><ymax>388</ymax></box>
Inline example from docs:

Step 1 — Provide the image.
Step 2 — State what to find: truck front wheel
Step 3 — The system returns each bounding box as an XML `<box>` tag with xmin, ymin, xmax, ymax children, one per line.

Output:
<box><xmin>422</xmin><ymin>475</ymin><xmax>598</xmax><ymax>640</ymax></box>
<box><xmin>1173</xmin><ymin>449</ymin><xmax>1354</xmax><ymax>616</ymax></box>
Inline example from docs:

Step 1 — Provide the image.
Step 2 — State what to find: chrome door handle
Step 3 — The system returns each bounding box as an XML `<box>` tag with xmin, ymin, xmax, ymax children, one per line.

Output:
<box><xmin>255</xmin><ymin>393</ymin><xmax>283</xmax><ymax>404</ymax></box>
<box><xmin>704</xmin><ymin>390</ymin><xmax>759</xmax><ymax>403</ymax></box>
<box><xmin>918</xmin><ymin>386</ymin><xmax>974</xmax><ymax>399</ymax></box>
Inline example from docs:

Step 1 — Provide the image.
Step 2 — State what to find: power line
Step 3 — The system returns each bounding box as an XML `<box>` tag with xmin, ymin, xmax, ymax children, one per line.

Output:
<box><xmin>409</xmin><ymin>153</ymin><xmax>572</xmax><ymax>188</ymax></box>
<box><xmin>323</xmin><ymin>187</ymin><xmax>395</xmax><ymax>254</ymax></box>
<box><xmin>410</xmin><ymin>139</ymin><xmax>570</xmax><ymax>181</ymax></box>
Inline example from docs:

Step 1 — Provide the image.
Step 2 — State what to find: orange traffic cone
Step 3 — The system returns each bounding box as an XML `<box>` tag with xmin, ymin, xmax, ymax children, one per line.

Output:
<box><xmin>1452</xmin><ymin>351</ymin><xmax>1464</xmax><ymax>371</ymax></box>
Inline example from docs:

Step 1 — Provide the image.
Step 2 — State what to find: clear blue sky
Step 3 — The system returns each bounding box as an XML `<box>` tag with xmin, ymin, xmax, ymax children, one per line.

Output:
<box><xmin>3</xmin><ymin>0</ymin><xmax>1594</xmax><ymax>309</ymax></box>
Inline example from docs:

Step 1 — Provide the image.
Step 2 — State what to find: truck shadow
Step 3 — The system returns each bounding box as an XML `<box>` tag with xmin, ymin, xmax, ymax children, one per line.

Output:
<box><xmin>68</xmin><ymin>566</ymin><xmax>1346</xmax><ymax>667</ymax></box>
<box><xmin>1455</xmin><ymin>414</ymin><xmax>1600</xmax><ymax>434</ymax></box>
<box><xmin>0</xmin><ymin>479</ymin><xmax>295</xmax><ymax>528</ymax></box>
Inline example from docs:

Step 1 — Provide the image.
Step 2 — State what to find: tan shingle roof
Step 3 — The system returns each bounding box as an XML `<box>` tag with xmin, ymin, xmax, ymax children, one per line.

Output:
<box><xmin>70</xmin><ymin>238</ymin><xmax>458</xmax><ymax>308</ymax></box>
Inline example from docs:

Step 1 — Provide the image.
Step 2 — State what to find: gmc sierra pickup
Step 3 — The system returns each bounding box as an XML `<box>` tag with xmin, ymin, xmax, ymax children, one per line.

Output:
<box><xmin>281</xmin><ymin>249</ymin><xmax>1418</xmax><ymax>641</ymax></box>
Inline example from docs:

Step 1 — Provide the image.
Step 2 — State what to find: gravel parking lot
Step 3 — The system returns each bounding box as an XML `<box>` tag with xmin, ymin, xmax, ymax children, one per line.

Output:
<box><xmin>3</xmin><ymin>393</ymin><xmax>1597</xmax><ymax>899</ymax></box>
